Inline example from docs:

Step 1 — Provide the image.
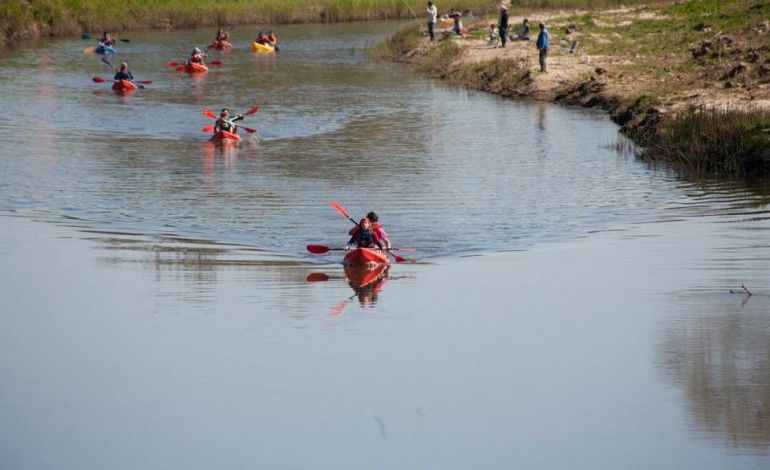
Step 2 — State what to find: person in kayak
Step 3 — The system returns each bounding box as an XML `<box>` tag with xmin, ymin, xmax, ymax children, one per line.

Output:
<box><xmin>349</xmin><ymin>211</ymin><xmax>392</xmax><ymax>251</ymax></box>
<box><xmin>255</xmin><ymin>32</ymin><xmax>272</xmax><ymax>46</ymax></box>
<box><xmin>98</xmin><ymin>32</ymin><xmax>115</xmax><ymax>47</ymax></box>
<box><xmin>348</xmin><ymin>218</ymin><xmax>385</xmax><ymax>250</ymax></box>
<box><xmin>187</xmin><ymin>47</ymin><xmax>207</xmax><ymax>65</ymax></box>
<box><xmin>266</xmin><ymin>31</ymin><xmax>277</xmax><ymax>46</ymax></box>
<box><xmin>214</xmin><ymin>108</ymin><xmax>244</xmax><ymax>134</ymax></box>
<box><xmin>215</xmin><ymin>29</ymin><xmax>229</xmax><ymax>42</ymax></box>
<box><xmin>113</xmin><ymin>63</ymin><xmax>134</xmax><ymax>83</ymax></box>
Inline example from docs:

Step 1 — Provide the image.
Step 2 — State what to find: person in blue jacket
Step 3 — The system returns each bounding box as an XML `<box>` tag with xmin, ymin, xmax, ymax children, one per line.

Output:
<box><xmin>536</xmin><ymin>22</ymin><xmax>550</xmax><ymax>72</ymax></box>
<box><xmin>113</xmin><ymin>63</ymin><xmax>134</xmax><ymax>82</ymax></box>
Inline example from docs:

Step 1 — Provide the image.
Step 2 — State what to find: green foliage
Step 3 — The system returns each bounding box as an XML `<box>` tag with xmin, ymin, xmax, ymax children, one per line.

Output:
<box><xmin>639</xmin><ymin>108</ymin><xmax>770</xmax><ymax>178</ymax></box>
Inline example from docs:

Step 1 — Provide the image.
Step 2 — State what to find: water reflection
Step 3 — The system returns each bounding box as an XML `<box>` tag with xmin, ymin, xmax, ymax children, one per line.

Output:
<box><xmin>658</xmin><ymin>291</ymin><xmax>770</xmax><ymax>452</ymax></box>
<box><xmin>306</xmin><ymin>264</ymin><xmax>405</xmax><ymax>315</ymax></box>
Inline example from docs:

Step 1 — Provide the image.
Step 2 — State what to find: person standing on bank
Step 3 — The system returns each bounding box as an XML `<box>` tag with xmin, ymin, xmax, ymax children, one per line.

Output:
<box><xmin>536</xmin><ymin>22</ymin><xmax>550</xmax><ymax>72</ymax></box>
<box><xmin>498</xmin><ymin>5</ymin><xmax>509</xmax><ymax>48</ymax></box>
<box><xmin>427</xmin><ymin>2</ymin><xmax>438</xmax><ymax>41</ymax></box>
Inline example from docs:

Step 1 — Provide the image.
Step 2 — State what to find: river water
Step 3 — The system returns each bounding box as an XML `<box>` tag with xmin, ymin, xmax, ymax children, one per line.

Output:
<box><xmin>1</xmin><ymin>21</ymin><xmax>769</xmax><ymax>470</ymax></box>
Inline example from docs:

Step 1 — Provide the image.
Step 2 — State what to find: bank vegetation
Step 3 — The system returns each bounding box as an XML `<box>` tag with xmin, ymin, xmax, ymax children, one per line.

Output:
<box><xmin>0</xmin><ymin>0</ymin><xmax>501</xmax><ymax>43</ymax></box>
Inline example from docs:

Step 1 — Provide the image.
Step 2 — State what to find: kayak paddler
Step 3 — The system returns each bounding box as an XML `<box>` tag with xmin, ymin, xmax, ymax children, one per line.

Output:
<box><xmin>214</xmin><ymin>108</ymin><xmax>244</xmax><ymax>134</ymax></box>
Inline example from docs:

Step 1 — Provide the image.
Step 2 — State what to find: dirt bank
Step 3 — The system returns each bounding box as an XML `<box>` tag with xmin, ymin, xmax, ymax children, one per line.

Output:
<box><xmin>399</xmin><ymin>6</ymin><xmax>770</xmax><ymax>145</ymax></box>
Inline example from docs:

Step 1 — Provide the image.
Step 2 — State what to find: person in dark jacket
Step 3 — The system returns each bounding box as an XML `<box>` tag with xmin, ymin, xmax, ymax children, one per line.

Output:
<box><xmin>498</xmin><ymin>5</ymin><xmax>509</xmax><ymax>48</ymax></box>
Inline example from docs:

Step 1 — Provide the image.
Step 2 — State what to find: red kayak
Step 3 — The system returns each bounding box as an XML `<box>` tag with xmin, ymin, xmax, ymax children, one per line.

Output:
<box><xmin>210</xmin><ymin>130</ymin><xmax>241</xmax><ymax>143</ymax></box>
<box><xmin>343</xmin><ymin>248</ymin><xmax>390</xmax><ymax>267</ymax></box>
<box><xmin>185</xmin><ymin>62</ymin><xmax>209</xmax><ymax>73</ymax></box>
<box><xmin>210</xmin><ymin>40</ymin><xmax>232</xmax><ymax>50</ymax></box>
<box><xmin>111</xmin><ymin>79</ymin><xmax>137</xmax><ymax>91</ymax></box>
<box><xmin>344</xmin><ymin>264</ymin><xmax>389</xmax><ymax>288</ymax></box>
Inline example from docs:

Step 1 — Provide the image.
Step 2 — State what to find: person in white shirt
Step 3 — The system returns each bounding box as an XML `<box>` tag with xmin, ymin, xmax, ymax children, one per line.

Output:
<box><xmin>427</xmin><ymin>2</ymin><xmax>438</xmax><ymax>41</ymax></box>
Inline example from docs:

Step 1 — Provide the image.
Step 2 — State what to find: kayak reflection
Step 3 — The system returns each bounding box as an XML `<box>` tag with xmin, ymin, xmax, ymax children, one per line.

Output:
<box><xmin>332</xmin><ymin>264</ymin><xmax>390</xmax><ymax>314</ymax></box>
<box><xmin>306</xmin><ymin>264</ymin><xmax>393</xmax><ymax>315</ymax></box>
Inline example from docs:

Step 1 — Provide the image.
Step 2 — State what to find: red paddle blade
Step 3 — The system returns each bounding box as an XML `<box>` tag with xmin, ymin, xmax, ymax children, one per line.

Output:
<box><xmin>138</xmin><ymin>80</ymin><xmax>152</xmax><ymax>84</ymax></box>
<box><xmin>306</xmin><ymin>273</ymin><xmax>331</xmax><ymax>282</ymax></box>
<box><xmin>175</xmin><ymin>65</ymin><xmax>186</xmax><ymax>72</ymax></box>
<box><xmin>392</xmin><ymin>253</ymin><xmax>407</xmax><ymax>263</ymax></box>
<box><xmin>167</xmin><ymin>61</ymin><xmax>179</xmax><ymax>67</ymax></box>
<box><xmin>329</xmin><ymin>201</ymin><xmax>350</xmax><ymax>219</ymax></box>
<box><xmin>307</xmin><ymin>244</ymin><xmax>332</xmax><ymax>254</ymax></box>
<box><xmin>245</xmin><ymin>106</ymin><xmax>260</xmax><ymax>115</ymax></box>
<box><xmin>92</xmin><ymin>76</ymin><xmax>106</xmax><ymax>83</ymax></box>
<box><xmin>242</xmin><ymin>127</ymin><xmax>257</xmax><ymax>134</ymax></box>
<box><xmin>202</xmin><ymin>125</ymin><xmax>215</xmax><ymax>133</ymax></box>
<box><xmin>210</xmin><ymin>60</ymin><xmax>223</xmax><ymax>66</ymax></box>
<box><xmin>203</xmin><ymin>109</ymin><xmax>217</xmax><ymax>119</ymax></box>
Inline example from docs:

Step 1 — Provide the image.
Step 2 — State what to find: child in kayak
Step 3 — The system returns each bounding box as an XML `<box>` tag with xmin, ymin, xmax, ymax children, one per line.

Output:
<box><xmin>215</xmin><ymin>29</ymin><xmax>229</xmax><ymax>42</ymax></box>
<box><xmin>349</xmin><ymin>211</ymin><xmax>391</xmax><ymax>250</ymax></box>
<box><xmin>255</xmin><ymin>32</ymin><xmax>272</xmax><ymax>46</ymax></box>
<box><xmin>266</xmin><ymin>31</ymin><xmax>277</xmax><ymax>46</ymax></box>
<box><xmin>214</xmin><ymin>109</ymin><xmax>244</xmax><ymax>134</ymax></box>
<box><xmin>348</xmin><ymin>218</ymin><xmax>384</xmax><ymax>250</ymax></box>
<box><xmin>113</xmin><ymin>63</ymin><xmax>134</xmax><ymax>83</ymax></box>
<box><xmin>98</xmin><ymin>31</ymin><xmax>115</xmax><ymax>47</ymax></box>
<box><xmin>187</xmin><ymin>47</ymin><xmax>207</xmax><ymax>65</ymax></box>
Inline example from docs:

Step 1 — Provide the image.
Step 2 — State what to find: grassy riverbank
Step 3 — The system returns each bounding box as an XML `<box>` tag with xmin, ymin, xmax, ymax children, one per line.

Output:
<box><xmin>376</xmin><ymin>0</ymin><xmax>770</xmax><ymax>178</ymax></box>
<box><xmin>0</xmin><ymin>0</ymin><xmax>499</xmax><ymax>43</ymax></box>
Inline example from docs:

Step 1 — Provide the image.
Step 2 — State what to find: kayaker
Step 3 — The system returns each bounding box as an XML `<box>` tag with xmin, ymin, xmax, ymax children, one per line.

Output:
<box><xmin>214</xmin><ymin>108</ymin><xmax>244</xmax><ymax>134</ymax></box>
<box><xmin>98</xmin><ymin>31</ymin><xmax>115</xmax><ymax>47</ymax></box>
<box><xmin>187</xmin><ymin>47</ymin><xmax>207</xmax><ymax>65</ymax></box>
<box><xmin>348</xmin><ymin>218</ymin><xmax>384</xmax><ymax>250</ymax></box>
<box><xmin>266</xmin><ymin>31</ymin><xmax>277</xmax><ymax>46</ymax></box>
<box><xmin>215</xmin><ymin>29</ymin><xmax>229</xmax><ymax>42</ymax></box>
<box><xmin>349</xmin><ymin>211</ymin><xmax>392</xmax><ymax>250</ymax></box>
<box><xmin>256</xmin><ymin>32</ymin><xmax>272</xmax><ymax>46</ymax></box>
<box><xmin>113</xmin><ymin>63</ymin><xmax>134</xmax><ymax>83</ymax></box>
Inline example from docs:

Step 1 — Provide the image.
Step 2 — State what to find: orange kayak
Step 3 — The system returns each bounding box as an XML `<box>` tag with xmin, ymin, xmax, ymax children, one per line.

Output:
<box><xmin>210</xmin><ymin>40</ymin><xmax>232</xmax><ymax>50</ymax></box>
<box><xmin>185</xmin><ymin>62</ymin><xmax>209</xmax><ymax>73</ymax></box>
<box><xmin>343</xmin><ymin>248</ymin><xmax>390</xmax><ymax>267</ymax></box>
<box><xmin>111</xmin><ymin>79</ymin><xmax>137</xmax><ymax>91</ymax></box>
<box><xmin>210</xmin><ymin>130</ymin><xmax>241</xmax><ymax>143</ymax></box>
<box><xmin>344</xmin><ymin>264</ymin><xmax>389</xmax><ymax>288</ymax></box>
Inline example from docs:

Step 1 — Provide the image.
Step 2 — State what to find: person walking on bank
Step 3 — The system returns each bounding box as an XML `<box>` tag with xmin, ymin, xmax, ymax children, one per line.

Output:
<box><xmin>427</xmin><ymin>2</ymin><xmax>438</xmax><ymax>41</ymax></box>
<box><xmin>537</xmin><ymin>22</ymin><xmax>550</xmax><ymax>72</ymax></box>
<box><xmin>498</xmin><ymin>5</ymin><xmax>509</xmax><ymax>48</ymax></box>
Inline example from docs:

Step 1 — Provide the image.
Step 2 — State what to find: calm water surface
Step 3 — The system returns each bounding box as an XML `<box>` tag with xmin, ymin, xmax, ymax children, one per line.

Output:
<box><xmin>1</xmin><ymin>21</ymin><xmax>769</xmax><ymax>470</ymax></box>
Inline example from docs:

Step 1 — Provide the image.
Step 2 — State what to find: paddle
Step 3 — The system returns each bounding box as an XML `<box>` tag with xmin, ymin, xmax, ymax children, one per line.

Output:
<box><xmin>328</xmin><ymin>202</ymin><xmax>407</xmax><ymax>263</ymax></box>
<box><xmin>81</xmin><ymin>34</ymin><xmax>129</xmax><ymax>42</ymax></box>
<box><xmin>92</xmin><ymin>76</ymin><xmax>151</xmax><ymax>85</ymax></box>
<box><xmin>168</xmin><ymin>60</ymin><xmax>223</xmax><ymax>67</ymax></box>
<box><xmin>307</xmin><ymin>244</ymin><xmax>411</xmax><ymax>256</ymax></box>
<box><xmin>202</xmin><ymin>124</ymin><xmax>257</xmax><ymax>134</ymax></box>
<box><xmin>203</xmin><ymin>107</ymin><xmax>259</xmax><ymax>119</ymax></box>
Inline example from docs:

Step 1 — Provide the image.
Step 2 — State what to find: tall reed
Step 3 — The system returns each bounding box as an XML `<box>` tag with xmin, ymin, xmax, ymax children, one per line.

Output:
<box><xmin>637</xmin><ymin>108</ymin><xmax>770</xmax><ymax>178</ymax></box>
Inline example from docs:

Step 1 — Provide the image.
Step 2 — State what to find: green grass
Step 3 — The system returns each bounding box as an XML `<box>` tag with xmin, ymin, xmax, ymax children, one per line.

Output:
<box><xmin>638</xmin><ymin>108</ymin><xmax>770</xmax><ymax>177</ymax></box>
<box><xmin>0</xmin><ymin>0</ymin><xmax>501</xmax><ymax>40</ymax></box>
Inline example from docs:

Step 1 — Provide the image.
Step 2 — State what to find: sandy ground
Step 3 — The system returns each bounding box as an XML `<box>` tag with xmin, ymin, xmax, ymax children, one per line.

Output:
<box><xmin>421</xmin><ymin>8</ymin><xmax>770</xmax><ymax>119</ymax></box>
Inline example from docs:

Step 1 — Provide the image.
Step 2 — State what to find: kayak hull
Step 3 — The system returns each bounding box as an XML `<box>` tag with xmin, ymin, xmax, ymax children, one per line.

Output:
<box><xmin>96</xmin><ymin>45</ymin><xmax>116</xmax><ymax>55</ymax></box>
<box><xmin>185</xmin><ymin>62</ymin><xmax>209</xmax><ymax>73</ymax></box>
<box><xmin>344</xmin><ymin>264</ymin><xmax>389</xmax><ymax>288</ymax></box>
<box><xmin>111</xmin><ymin>79</ymin><xmax>137</xmax><ymax>91</ymax></box>
<box><xmin>251</xmin><ymin>42</ymin><xmax>275</xmax><ymax>53</ymax></box>
<box><xmin>210</xmin><ymin>130</ymin><xmax>241</xmax><ymax>143</ymax></box>
<box><xmin>343</xmin><ymin>248</ymin><xmax>390</xmax><ymax>267</ymax></box>
<box><xmin>210</xmin><ymin>40</ymin><xmax>232</xmax><ymax>50</ymax></box>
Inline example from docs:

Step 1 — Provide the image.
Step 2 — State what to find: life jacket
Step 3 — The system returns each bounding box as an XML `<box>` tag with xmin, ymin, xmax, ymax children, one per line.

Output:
<box><xmin>356</xmin><ymin>229</ymin><xmax>377</xmax><ymax>248</ymax></box>
<box><xmin>114</xmin><ymin>71</ymin><xmax>133</xmax><ymax>81</ymax></box>
<box><xmin>216</xmin><ymin>118</ymin><xmax>236</xmax><ymax>132</ymax></box>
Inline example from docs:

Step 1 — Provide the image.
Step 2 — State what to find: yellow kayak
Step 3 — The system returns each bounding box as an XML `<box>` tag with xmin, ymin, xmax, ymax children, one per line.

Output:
<box><xmin>251</xmin><ymin>42</ymin><xmax>275</xmax><ymax>53</ymax></box>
